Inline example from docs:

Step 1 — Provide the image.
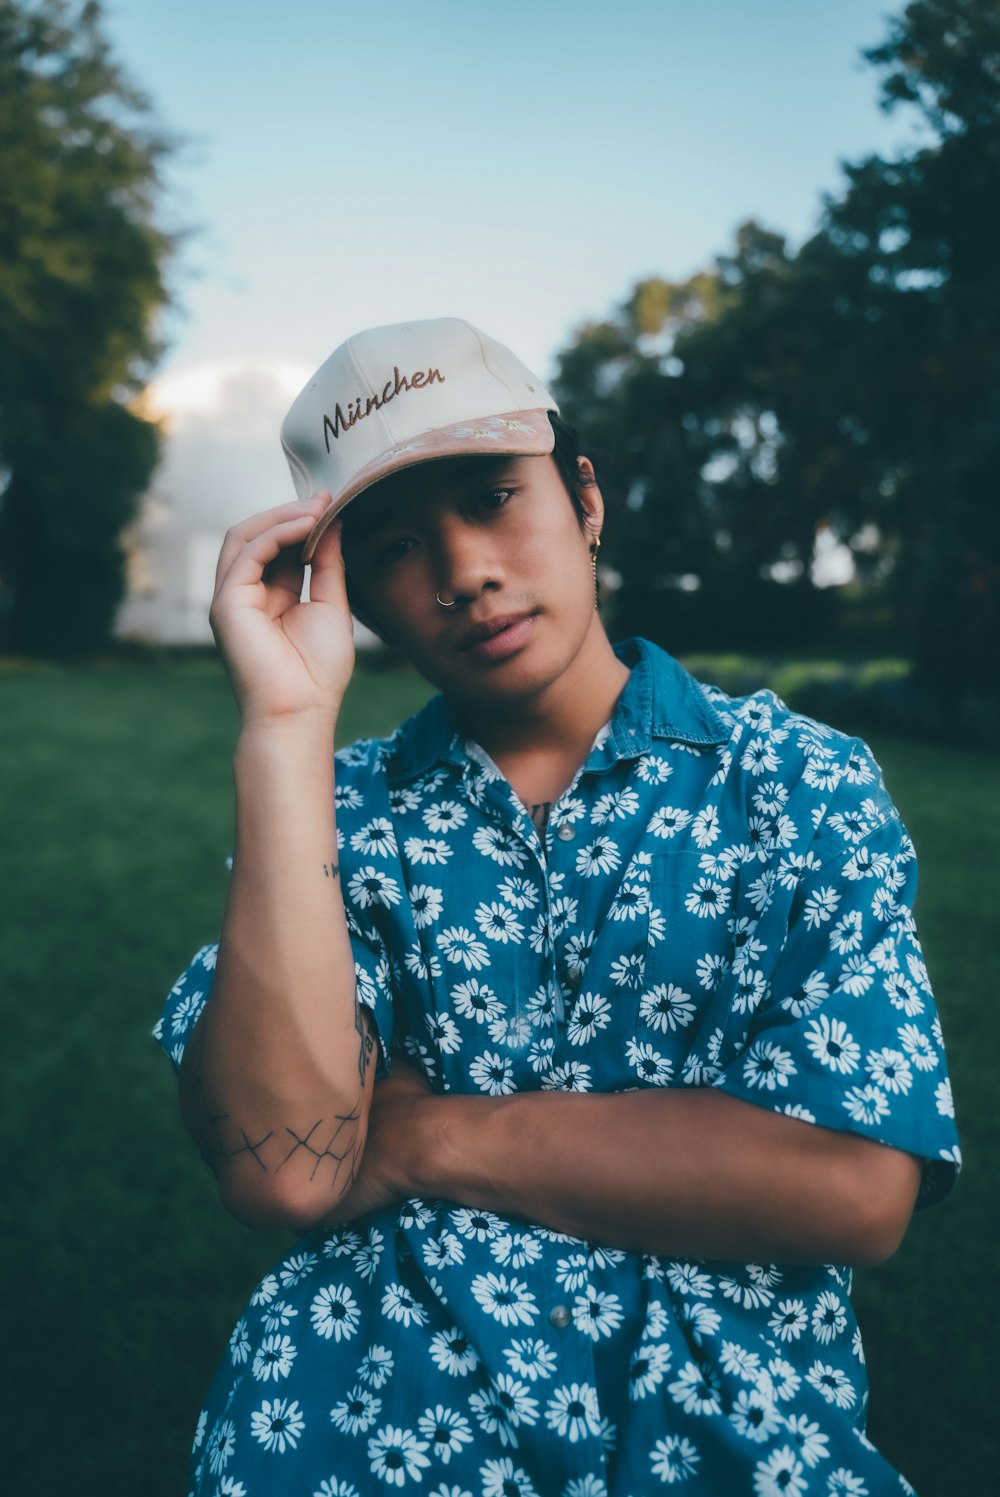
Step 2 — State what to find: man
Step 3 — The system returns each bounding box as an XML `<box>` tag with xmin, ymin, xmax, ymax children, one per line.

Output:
<box><xmin>157</xmin><ymin>317</ymin><xmax>959</xmax><ymax>1495</ymax></box>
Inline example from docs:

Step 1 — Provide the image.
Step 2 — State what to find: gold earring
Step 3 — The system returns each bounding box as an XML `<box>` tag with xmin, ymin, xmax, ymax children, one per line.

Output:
<box><xmin>590</xmin><ymin>535</ymin><xmax>601</xmax><ymax>610</ymax></box>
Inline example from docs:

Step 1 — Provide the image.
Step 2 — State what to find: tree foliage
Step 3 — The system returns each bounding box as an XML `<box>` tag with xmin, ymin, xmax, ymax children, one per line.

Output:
<box><xmin>554</xmin><ymin>0</ymin><xmax>1000</xmax><ymax>704</ymax></box>
<box><xmin>0</xmin><ymin>0</ymin><xmax>173</xmax><ymax>655</ymax></box>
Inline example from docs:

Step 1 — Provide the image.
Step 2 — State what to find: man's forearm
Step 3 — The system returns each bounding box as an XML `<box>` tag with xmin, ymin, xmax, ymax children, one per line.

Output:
<box><xmin>179</xmin><ymin>719</ymin><xmax>374</xmax><ymax>1228</ymax></box>
<box><xmin>398</xmin><ymin>1085</ymin><xmax>922</xmax><ymax>1265</ymax></box>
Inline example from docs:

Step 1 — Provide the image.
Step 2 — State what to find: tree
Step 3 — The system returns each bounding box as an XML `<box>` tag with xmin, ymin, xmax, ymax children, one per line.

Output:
<box><xmin>554</xmin><ymin>0</ymin><xmax>1000</xmax><ymax>704</ymax></box>
<box><xmin>0</xmin><ymin>0</ymin><xmax>174</xmax><ymax>655</ymax></box>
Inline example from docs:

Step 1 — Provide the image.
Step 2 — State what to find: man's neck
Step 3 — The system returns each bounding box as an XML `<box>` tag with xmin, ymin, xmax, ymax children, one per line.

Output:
<box><xmin>452</xmin><ymin>620</ymin><xmax>631</xmax><ymax>772</ymax></box>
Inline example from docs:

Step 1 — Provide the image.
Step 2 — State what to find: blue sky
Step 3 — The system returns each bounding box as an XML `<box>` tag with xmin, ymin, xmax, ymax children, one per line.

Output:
<box><xmin>107</xmin><ymin>0</ymin><xmax>929</xmax><ymax>393</ymax></box>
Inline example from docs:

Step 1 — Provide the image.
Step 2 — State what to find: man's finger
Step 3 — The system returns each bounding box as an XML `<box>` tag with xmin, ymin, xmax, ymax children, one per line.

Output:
<box><xmin>261</xmin><ymin>547</ymin><xmax>307</xmax><ymax>615</ymax></box>
<box><xmin>214</xmin><ymin>513</ymin><xmax>318</xmax><ymax>599</ymax></box>
<box><xmin>306</xmin><ymin>519</ymin><xmax>351</xmax><ymax>612</ymax></box>
<box><xmin>214</xmin><ymin>493</ymin><xmax>330</xmax><ymax>592</ymax></box>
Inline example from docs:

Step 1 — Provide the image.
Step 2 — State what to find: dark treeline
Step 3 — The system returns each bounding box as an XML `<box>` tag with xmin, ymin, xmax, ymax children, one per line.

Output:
<box><xmin>0</xmin><ymin>0</ymin><xmax>173</xmax><ymax>657</ymax></box>
<box><xmin>554</xmin><ymin>0</ymin><xmax>1000</xmax><ymax>733</ymax></box>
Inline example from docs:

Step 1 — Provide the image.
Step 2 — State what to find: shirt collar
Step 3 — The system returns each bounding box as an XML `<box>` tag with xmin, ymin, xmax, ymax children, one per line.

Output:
<box><xmin>385</xmin><ymin>636</ymin><xmax>729</xmax><ymax>785</ymax></box>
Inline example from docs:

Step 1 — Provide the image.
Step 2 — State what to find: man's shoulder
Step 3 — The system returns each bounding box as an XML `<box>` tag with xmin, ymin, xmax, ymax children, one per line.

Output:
<box><xmin>678</xmin><ymin>658</ymin><xmax>853</xmax><ymax>761</ymax></box>
<box><xmin>677</xmin><ymin>660</ymin><xmax>898</xmax><ymax>829</ymax></box>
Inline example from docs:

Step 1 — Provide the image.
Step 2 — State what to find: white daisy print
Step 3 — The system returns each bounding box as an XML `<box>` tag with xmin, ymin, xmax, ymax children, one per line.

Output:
<box><xmin>545</xmin><ymin>1382</ymin><xmax>602</xmax><ymax>1442</ymax></box>
<box><xmin>423</xmin><ymin>800</ymin><xmax>468</xmax><ymax>833</ymax></box>
<box><xmin>380</xmin><ymin>1283</ymin><xmax>429</xmax><ymax>1328</ymax></box>
<box><xmin>366</xmin><ymin>1424</ymin><xmax>431</xmax><ymax>1486</ymax></box>
<box><xmin>842</xmin><ymin>1085</ymin><xmax>890</xmax><ymax>1127</ymax></box>
<box><xmin>743</xmin><ymin>1039</ymin><xmax>796</xmax><ymax>1090</ymax></box>
<box><xmin>650</xmin><ymin>1433</ymin><xmax>701</xmax><ymax>1482</ymax></box>
<box><xmin>668</xmin><ymin>1361</ymin><xmax>722</xmax><ymax>1416</ymax></box>
<box><xmin>350</xmin><ymin>817</ymin><xmax>397</xmax><ymax>857</ymax></box>
<box><xmin>409</xmin><ymin>884</ymin><xmax>443</xmax><ymax>927</ymax></box>
<box><xmin>310</xmin><ymin>1284</ymin><xmax>360</xmax><ymax>1342</ymax></box>
<box><xmin>427</xmin><ymin>1327</ymin><xmax>480</xmax><ymax>1377</ymax></box>
<box><xmin>591</xmin><ymin>787</ymin><xmax>641</xmax><ymax>824</ymax></box>
<box><xmin>572</xmin><ymin>1286</ymin><xmax>624</xmax><ymax>1340</ymax></box>
<box><xmin>480</xmin><ymin>1458</ymin><xmax>538</xmax><ymax>1497</ymax></box>
<box><xmin>805</xmin><ymin>1015</ymin><xmax>860</xmax><ymax>1074</ymax></box>
<box><xmin>625</xmin><ymin>1038</ymin><xmax>674</xmax><ymax>1086</ymax></box>
<box><xmin>647</xmin><ymin>805</ymin><xmax>692</xmax><ymax>838</ymax></box>
<box><xmin>639</xmin><ymin>983</ymin><xmax>696</xmax><ymax>1032</ymax></box>
<box><xmin>628</xmin><ymin>1341</ymin><xmax>672</xmax><ymax>1398</ymax></box>
<box><xmin>348</xmin><ymin>866</ymin><xmax>403</xmax><ymax>908</ymax></box>
<box><xmin>475</xmin><ymin>902</ymin><xmax>525</xmax><ymax>944</ymax></box>
<box><xmin>503</xmin><ymin>1338</ymin><xmax>558</xmax><ymax>1382</ymax></box>
<box><xmin>575</xmin><ymin>838</ymin><xmax>621</xmax><ymax>877</ymax></box>
<box><xmin>812</xmin><ymin>1290</ymin><xmax>848</xmax><ymax>1345</ymax></box>
<box><xmin>252</xmin><ymin>1333</ymin><xmax>297</xmax><ymax>1382</ymax></box>
<box><xmin>330</xmin><ymin>1385</ymin><xmax>382</xmax><ymax>1435</ymax></box>
<box><xmin>566</xmin><ymin>991</ymin><xmax>612</xmax><ymax>1046</ymax></box>
<box><xmin>609</xmin><ymin>953</ymin><xmax>645</xmax><ymax>989</ymax></box>
<box><xmin>768</xmin><ymin>1299</ymin><xmax>808</xmax><ymax>1341</ymax></box>
<box><xmin>471</xmin><ymin>825</ymin><xmax>528</xmax><ymax>867</ymax></box>
<box><xmin>730</xmin><ymin>1389</ymin><xmax>782</xmax><ymax>1443</ymax></box>
<box><xmin>358</xmin><ymin>1345</ymin><xmax>394</xmax><ymax>1387</ymax></box>
<box><xmin>752</xmin><ymin>1445</ymin><xmax>808</xmax><ymax>1497</ymax></box>
<box><xmin>451</xmin><ymin>979</ymin><xmax>503</xmax><ymax>1023</ymax></box>
<box><xmin>866</xmin><ymin>1047</ymin><xmax>913</xmax><ymax>1094</ymax></box>
<box><xmin>470</xmin><ymin>1273</ymin><xmax>539</xmax><ymax>1327</ymax></box>
<box><xmin>437</xmin><ymin>926</ymin><xmax>491</xmax><ymax>970</ymax></box>
<box><xmin>403</xmin><ymin>836</ymin><xmax>453</xmax><ymax>866</ymax></box>
<box><xmin>684</xmin><ymin>877</ymin><xmax>730</xmax><ymax>918</ymax></box>
<box><xmin>806</xmin><ymin>1362</ymin><xmax>857</xmax><ymax>1409</ymax></box>
<box><xmin>784</xmin><ymin>1413</ymin><xmax>830</xmax><ymax>1467</ymax></box>
<box><xmin>207</xmin><ymin>1418</ymin><xmax>236</xmax><ymax>1474</ymax></box>
<box><xmin>250</xmin><ymin>1396</ymin><xmax>305</xmax><ymax>1454</ymax></box>
<box><xmin>636</xmin><ymin>753</ymin><xmax>673</xmax><ymax>783</ymax></box>
<box><xmin>469</xmin><ymin>1050</ymin><xmax>516</xmax><ymax>1096</ymax></box>
<box><xmin>416</xmin><ymin>1405</ymin><xmax>473</xmax><ymax>1464</ymax></box>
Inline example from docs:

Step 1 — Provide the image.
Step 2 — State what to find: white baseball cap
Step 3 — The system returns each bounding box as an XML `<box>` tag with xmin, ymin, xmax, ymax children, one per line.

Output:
<box><xmin>280</xmin><ymin>317</ymin><xmax>559</xmax><ymax>561</ymax></box>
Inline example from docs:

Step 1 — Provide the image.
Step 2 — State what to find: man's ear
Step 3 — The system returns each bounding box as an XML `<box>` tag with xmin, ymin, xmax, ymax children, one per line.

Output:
<box><xmin>576</xmin><ymin>456</ymin><xmax>604</xmax><ymax>542</ymax></box>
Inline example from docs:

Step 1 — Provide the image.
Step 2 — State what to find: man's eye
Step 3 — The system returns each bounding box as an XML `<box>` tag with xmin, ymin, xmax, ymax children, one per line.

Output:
<box><xmin>377</xmin><ymin>536</ymin><xmax>416</xmax><ymax>565</ymax></box>
<box><xmin>478</xmin><ymin>487</ymin><xmax>515</xmax><ymax>511</ymax></box>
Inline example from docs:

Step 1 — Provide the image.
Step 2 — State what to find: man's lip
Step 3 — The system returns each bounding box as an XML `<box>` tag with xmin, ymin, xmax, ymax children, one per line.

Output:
<box><xmin>457</xmin><ymin>613</ymin><xmax>535</xmax><ymax>650</ymax></box>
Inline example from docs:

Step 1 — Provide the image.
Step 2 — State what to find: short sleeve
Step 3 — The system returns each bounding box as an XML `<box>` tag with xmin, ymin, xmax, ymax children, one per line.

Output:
<box><xmin>151</xmin><ymin>918</ymin><xmax>397</xmax><ymax>1077</ymax></box>
<box><xmin>715</xmin><ymin>769</ymin><xmax>960</xmax><ymax>1209</ymax></box>
<box><xmin>153</xmin><ymin>942</ymin><xmax>217</xmax><ymax>1073</ymax></box>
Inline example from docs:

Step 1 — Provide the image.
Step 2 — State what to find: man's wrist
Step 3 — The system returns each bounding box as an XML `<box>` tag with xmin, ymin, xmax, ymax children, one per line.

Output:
<box><xmin>400</xmin><ymin>1092</ymin><xmax>471</xmax><ymax>1200</ymax></box>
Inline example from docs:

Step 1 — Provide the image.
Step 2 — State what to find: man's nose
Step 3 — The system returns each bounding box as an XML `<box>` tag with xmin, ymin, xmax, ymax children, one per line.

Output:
<box><xmin>432</xmin><ymin>519</ymin><xmax>502</xmax><ymax>602</ymax></box>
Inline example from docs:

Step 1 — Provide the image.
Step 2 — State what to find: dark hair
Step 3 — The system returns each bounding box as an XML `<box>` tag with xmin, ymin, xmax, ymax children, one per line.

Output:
<box><xmin>547</xmin><ymin>411</ymin><xmax>594</xmax><ymax>527</ymax></box>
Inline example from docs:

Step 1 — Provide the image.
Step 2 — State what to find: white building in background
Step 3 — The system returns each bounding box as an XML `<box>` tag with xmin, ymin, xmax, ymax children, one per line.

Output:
<box><xmin>117</xmin><ymin>359</ymin><xmax>310</xmax><ymax>645</ymax></box>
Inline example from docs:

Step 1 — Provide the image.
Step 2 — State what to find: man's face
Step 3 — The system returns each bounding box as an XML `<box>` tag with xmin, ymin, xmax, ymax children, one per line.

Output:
<box><xmin>341</xmin><ymin>453</ymin><xmax>603</xmax><ymax>707</ymax></box>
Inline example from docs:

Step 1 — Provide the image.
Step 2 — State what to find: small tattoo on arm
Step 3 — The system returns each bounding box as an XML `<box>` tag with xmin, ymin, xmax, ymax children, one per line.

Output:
<box><xmin>278</xmin><ymin>1100</ymin><xmax>364</xmax><ymax>1187</ymax></box>
<box><xmin>205</xmin><ymin>1113</ymin><xmax>275</xmax><ymax>1171</ymax></box>
<box><xmin>322</xmin><ymin>863</ymin><xmax>340</xmax><ymax>880</ymax></box>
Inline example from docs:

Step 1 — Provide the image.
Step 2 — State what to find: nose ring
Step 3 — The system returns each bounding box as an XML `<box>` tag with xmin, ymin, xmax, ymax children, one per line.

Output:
<box><xmin>436</xmin><ymin>592</ymin><xmax>457</xmax><ymax>608</ymax></box>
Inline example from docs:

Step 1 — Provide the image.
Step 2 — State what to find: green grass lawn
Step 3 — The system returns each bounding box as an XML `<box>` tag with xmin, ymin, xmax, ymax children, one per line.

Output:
<box><xmin>1</xmin><ymin>656</ymin><xmax>995</xmax><ymax>1495</ymax></box>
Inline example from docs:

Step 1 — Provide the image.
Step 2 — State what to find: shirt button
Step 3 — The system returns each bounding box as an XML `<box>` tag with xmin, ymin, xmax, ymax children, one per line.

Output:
<box><xmin>556</xmin><ymin>824</ymin><xmax>575</xmax><ymax>842</ymax></box>
<box><xmin>548</xmin><ymin>1304</ymin><xmax>572</xmax><ymax>1329</ymax></box>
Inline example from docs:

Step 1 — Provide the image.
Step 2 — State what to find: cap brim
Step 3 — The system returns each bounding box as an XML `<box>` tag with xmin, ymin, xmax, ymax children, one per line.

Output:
<box><xmin>301</xmin><ymin>409</ymin><xmax>556</xmax><ymax>563</ymax></box>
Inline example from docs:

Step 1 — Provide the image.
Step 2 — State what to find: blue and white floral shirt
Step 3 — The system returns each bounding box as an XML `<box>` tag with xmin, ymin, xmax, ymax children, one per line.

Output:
<box><xmin>156</xmin><ymin>638</ymin><xmax>959</xmax><ymax>1497</ymax></box>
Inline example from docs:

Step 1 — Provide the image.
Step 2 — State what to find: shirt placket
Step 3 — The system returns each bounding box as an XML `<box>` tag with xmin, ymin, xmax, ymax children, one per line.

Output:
<box><xmin>462</xmin><ymin>756</ymin><xmax>568</xmax><ymax>1027</ymax></box>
